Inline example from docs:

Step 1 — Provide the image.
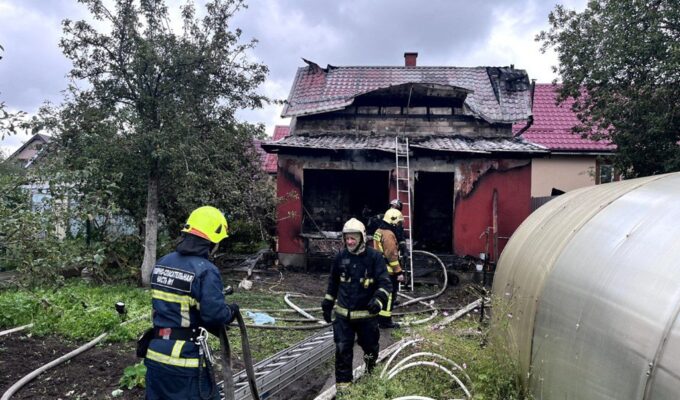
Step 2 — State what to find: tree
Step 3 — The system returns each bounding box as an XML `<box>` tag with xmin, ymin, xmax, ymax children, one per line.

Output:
<box><xmin>538</xmin><ymin>0</ymin><xmax>680</xmax><ymax>177</ymax></box>
<box><xmin>50</xmin><ymin>0</ymin><xmax>270</xmax><ymax>285</ymax></box>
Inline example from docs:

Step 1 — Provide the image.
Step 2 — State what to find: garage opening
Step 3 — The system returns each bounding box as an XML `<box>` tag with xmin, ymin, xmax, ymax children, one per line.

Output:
<box><xmin>413</xmin><ymin>171</ymin><xmax>454</xmax><ymax>252</ymax></box>
<box><xmin>302</xmin><ymin>169</ymin><xmax>389</xmax><ymax>232</ymax></box>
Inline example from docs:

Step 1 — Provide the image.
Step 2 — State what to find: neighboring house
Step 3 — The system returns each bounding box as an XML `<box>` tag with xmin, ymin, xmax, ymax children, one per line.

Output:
<box><xmin>6</xmin><ymin>133</ymin><xmax>51</xmax><ymax>168</ymax></box>
<box><xmin>5</xmin><ymin>133</ymin><xmax>52</xmax><ymax>211</ymax></box>
<box><xmin>513</xmin><ymin>84</ymin><xmax>617</xmax><ymax>198</ymax></box>
<box><xmin>262</xmin><ymin>53</ymin><xmax>547</xmax><ymax>268</ymax></box>
<box><xmin>262</xmin><ymin>125</ymin><xmax>290</xmax><ymax>175</ymax></box>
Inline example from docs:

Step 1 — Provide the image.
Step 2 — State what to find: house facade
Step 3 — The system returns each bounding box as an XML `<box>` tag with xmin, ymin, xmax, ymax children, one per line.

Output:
<box><xmin>6</xmin><ymin>133</ymin><xmax>51</xmax><ymax>168</ymax></box>
<box><xmin>263</xmin><ymin>53</ymin><xmax>546</xmax><ymax>268</ymax></box>
<box><xmin>514</xmin><ymin>84</ymin><xmax>617</xmax><ymax>198</ymax></box>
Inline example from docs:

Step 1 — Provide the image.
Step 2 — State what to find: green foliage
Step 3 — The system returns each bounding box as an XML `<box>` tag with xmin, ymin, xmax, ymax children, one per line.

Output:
<box><xmin>119</xmin><ymin>362</ymin><xmax>146</xmax><ymax>390</ymax></box>
<box><xmin>31</xmin><ymin>0</ymin><xmax>275</xmax><ymax>284</ymax></box>
<box><xmin>0</xmin><ymin>158</ymin><xmax>142</xmax><ymax>285</ymax></box>
<box><xmin>538</xmin><ymin>0</ymin><xmax>680</xmax><ymax>177</ymax></box>
<box><xmin>0</xmin><ymin>280</ymin><xmax>150</xmax><ymax>341</ymax></box>
<box><xmin>342</xmin><ymin>315</ymin><xmax>529</xmax><ymax>400</ymax></box>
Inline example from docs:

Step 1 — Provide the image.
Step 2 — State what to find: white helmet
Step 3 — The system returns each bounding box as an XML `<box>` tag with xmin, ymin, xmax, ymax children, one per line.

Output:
<box><xmin>342</xmin><ymin>218</ymin><xmax>367</xmax><ymax>254</ymax></box>
<box><xmin>342</xmin><ymin>218</ymin><xmax>367</xmax><ymax>243</ymax></box>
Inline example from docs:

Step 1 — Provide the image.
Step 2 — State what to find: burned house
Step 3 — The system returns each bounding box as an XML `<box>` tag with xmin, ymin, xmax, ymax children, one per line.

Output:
<box><xmin>262</xmin><ymin>53</ymin><xmax>546</xmax><ymax>268</ymax></box>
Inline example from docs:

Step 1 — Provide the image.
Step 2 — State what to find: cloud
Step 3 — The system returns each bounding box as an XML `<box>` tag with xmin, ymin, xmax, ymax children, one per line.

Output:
<box><xmin>1</xmin><ymin>0</ymin><xmax>588</xmax><ymax>147</ymax></box>
<box><xmin>0</xmin><ymin>1</ymin><xmax>84</xmax><ymax>114</ymax></box>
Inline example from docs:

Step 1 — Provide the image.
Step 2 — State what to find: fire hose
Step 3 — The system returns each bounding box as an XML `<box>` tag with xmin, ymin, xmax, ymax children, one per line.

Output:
<box><xmin>220</xmin><ymin>290</ymin><xmax>260</xmax><ymax>400</ymax></box>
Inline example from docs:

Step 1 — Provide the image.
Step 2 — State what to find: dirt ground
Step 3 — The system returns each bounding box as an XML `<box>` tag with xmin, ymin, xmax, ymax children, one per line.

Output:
<box><xmin>0</xmin><ymin>268</ymin><xmax>480</xmax><ymax>399</ymax></box>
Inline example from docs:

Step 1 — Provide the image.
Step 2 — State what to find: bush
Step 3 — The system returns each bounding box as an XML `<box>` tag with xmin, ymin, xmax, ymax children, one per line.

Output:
<box><xmin>120</xmin><ymin>362</ymin><xmax>146</xmax><ymax>389</ymax></box>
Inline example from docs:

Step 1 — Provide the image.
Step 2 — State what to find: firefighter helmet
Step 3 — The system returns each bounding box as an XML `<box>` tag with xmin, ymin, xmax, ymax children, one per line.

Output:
<box><xmin>383</xmin><ymin>208</ymin><xmax>404</xmax><ymax>226</ymax></box>
<box><xmin>342</xmin><ymin>218</ymin><xmax>366</xmax><ymax>243</ymax></box>
<box><xmin>389</xmin><ymin>198</ymin><xmax>403</xmax><ymax>211</ymax></box>
<box><xmin>182</xmin><ymin>206</ymin><xmax>229</xmax><ymax>243</ymax></box>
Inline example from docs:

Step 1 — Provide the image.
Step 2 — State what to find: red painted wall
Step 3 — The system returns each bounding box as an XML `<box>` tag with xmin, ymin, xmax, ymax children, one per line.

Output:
<box><xmin>276</xmin><ymin>161</ymin><xmax>304</xmax><ymax>254</ymax></box>
<box><xmin>453</xmin><ymin>165</ymin><xmax>531</xmax><ymax>260</ymax></box>
<box><xmin>389</xmin><ymin>169</ymin><xmax>411</xmax><ymax>231</ymax></box>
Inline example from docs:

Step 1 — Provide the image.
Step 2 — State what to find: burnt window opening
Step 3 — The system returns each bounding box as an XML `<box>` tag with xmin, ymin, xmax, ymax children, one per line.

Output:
<box><xmin>302</xmin><ymin>169</ymin><xmax>389</xmax><ymax>233</ymax></box>
<box><xmin>413</xmin><ymin>172</ymin><xmax>454</xmax><ymax>252</ymax></box>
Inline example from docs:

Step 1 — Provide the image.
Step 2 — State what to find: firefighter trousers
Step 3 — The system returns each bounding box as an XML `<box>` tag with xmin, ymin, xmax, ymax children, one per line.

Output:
<box><xmin>332</xmin><ymin>316</ymin><xmax>379</xmax><ymax>383</ymax></box>
<box><xmin>145</xmin><ymin>365</ymin><xmax>219</xmax><ymax>400</ymax></box>
<box><xmin>379</xmin><ymin>274</ymin><xmax>399</xmax><ymax>325</ymax></box>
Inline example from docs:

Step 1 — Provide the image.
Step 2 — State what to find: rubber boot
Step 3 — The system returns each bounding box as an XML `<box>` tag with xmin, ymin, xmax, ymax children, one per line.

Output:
<box><xmin>364</xmin><ymin>354</ymin><xmax>376</xmax><ymax>374</ymax></box>
<box><xmin>378</xmin><ymin>316</ymin><xmax>400</xmax><ymax>329</ymax></box>
<box><xmin>335</xmin><ymin>382</ymin><xmax>351</xmax><ymax>399</ymax></box>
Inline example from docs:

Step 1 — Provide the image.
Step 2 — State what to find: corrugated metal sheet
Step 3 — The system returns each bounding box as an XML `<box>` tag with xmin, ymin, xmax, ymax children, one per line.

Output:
<box><xmin>261</xmin><ymin>134</ymin><xmax>547</xmax><ymax>154</ymax></box>
<box><xmin>282</xmin><ymin>66</ymin><xmax>532</xmax><ymax>124</ymax></box>
<box><xmin>492</xmin><ymin>172</ymin><xmax>680</xmax><ymax>399</ymax></box>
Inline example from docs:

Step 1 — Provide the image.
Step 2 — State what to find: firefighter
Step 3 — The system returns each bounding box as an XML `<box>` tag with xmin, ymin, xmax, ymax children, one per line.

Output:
<box><xmin>389</xmin><ymin>198</ymin><xmax>403</xmax><ymax>211</ymax></box>
<box><xmin>366</xmin><ymin>199</ymin><xmax>405</xmax><ymax>246</ymax></box>
<box><xmin>373</xmin><ymin>208</ymin><xmax>406</xmax><ymax>329</ymax></box>
<box><xmin>144</xmin><ymin>206</ymin><xmax>239</xmax><ymax>400</ymax></box>
<box><xmin>321</xmin><ymin>218</ymin><xmax>392</xmax><ymax>392</ymax></box>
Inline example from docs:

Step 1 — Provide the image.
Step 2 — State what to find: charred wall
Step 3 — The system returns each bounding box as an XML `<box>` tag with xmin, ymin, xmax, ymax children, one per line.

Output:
<box><xmin>294</xmin><ymin>112</ymin><xmax>510</xmax><ymax>137</ymax></box>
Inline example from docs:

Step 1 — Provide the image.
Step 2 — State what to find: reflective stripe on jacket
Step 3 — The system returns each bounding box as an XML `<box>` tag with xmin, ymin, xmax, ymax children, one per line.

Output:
<box><xmin>324</xmin><ymin>247</ymin><xmax>392</xmax><ymax>317</ymax></box>
<box><xmin>145</xmin><ymin>244</ymin><xmax>232</xmax><ymax>376</ymax></box>
<box><xmin>373</xmin><ymin>228</ymin><xmax>402</xmax><ymax>274</ymax></box>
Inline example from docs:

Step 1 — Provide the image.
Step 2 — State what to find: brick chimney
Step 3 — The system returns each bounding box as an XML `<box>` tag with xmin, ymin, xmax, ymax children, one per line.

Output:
<box><xmin>404</xmin><ymin>52</ymin><xmax>418</xmax><ymax>67</ymax></box>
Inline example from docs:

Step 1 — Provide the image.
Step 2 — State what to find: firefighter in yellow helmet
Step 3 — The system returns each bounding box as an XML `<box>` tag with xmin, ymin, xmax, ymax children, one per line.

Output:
<box><xmin>372</xmin><ymin>208</ymin><xmax>405</xmax><ymax>329</ymax></box>
<box><xmin>321</xmin><ymin>218</ymin><xmax>392</xmax><ymax>391</ymax></box>
<box><xmin>144</xmin><ymin>206</ymin><xmax>238</xmax><ymax>400</ymax></box>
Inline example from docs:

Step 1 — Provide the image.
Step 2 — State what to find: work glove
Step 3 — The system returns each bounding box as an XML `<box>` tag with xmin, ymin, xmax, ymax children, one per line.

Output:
<box><xmin>226</xmin><ymin>303</ymin><xmax>240</xmax><ymax>325</ymax></box>
<box><xmin>396</xmin><ymin>272</ymin><xmax>406</xmax><ymax>283</ymax></box>
<box><xmin>321</xmin><ymin>299</ymin><xmax>334</xmax><ymax>323</ymax></box>
<box><xmin>367</xmin><ymin>298</ymin><xmax>382</xmax><ymax>315</ymax></box>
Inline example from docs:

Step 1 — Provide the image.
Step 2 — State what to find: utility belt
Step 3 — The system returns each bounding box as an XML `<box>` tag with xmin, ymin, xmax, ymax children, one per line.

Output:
<box><xmin>137</xmin><ymin>326</ymin><xmax>214</xmax><ymax>366</ymax></box>
<box><xmin>153</xmin><ymin>326</ymin><xmax>200</xmax><ymax>341</ymax></box>
<box><xmin>334</xmin><ymin>305</ymin><xmax>375</xmax><ymax>320</ymax></box>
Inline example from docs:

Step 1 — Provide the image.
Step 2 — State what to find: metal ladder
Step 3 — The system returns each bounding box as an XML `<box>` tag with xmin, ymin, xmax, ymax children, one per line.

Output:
<box><xmin>394</xmin><ymin>136</ymin><xmax>415</xmax><ymax>290</ymax></box>
<box><xmin>219</xmin><ymin>327</ymin><xmax>335</xmax><ymax>400</ymax></box>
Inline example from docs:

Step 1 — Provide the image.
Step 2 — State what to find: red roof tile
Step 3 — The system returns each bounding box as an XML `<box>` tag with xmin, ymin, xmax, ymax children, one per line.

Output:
<box><xmin>513</xmin><ymin>84</ymin><xmax>615</xmax><ymax>152</ymax></box>
<box><xmin>262</xmin><ymin>125</ymin><xmax>290</xmax><ymax>173</ymax></box>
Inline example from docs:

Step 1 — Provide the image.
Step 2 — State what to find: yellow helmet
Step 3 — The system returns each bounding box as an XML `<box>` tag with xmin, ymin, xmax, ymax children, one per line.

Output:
<box><xmin>181</xmin><ymin>206</ymin><xmax>229</xmax><ymax>243</ymax></box>
<box><xmin>383</xmin><ymin>208</ymin><xmax>404</xmax><ymax>226</ymax></box>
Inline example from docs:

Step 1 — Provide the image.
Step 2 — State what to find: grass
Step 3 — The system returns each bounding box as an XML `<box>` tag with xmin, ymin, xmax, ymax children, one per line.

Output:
<box><xmin>0</xmin><ymin>280</ymin><xmax>529</xmax><ymax>399</ymax></box>
<box><xmin>0</xmin><ymin>280</ymin><xmax>317</xmax><ymax>359</ymax></box>
<box><xmin>0</xmin><ymin>281</ymin><xmax>150</xmax><ymax>342</ymax></box>
<box><xmin>341</xmin><ymin>313</ymin><xmax>530</xmax><ymax>400</ymax></box>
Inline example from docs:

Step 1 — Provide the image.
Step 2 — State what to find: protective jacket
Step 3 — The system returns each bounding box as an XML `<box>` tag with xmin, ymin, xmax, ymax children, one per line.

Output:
<box><xmin>373</xmin><ymin>221</ymin><xmax>403</xmax><ymax>275</ymax></box>
<box><xmin>145</xmin><ymin>234</ymin><xmax>233</xmax><ymax>377</ymax></box>
<box><xmin>324</xmin><ymin>247</ymin><xmax>392</xmax><ymax>319</ymax></box>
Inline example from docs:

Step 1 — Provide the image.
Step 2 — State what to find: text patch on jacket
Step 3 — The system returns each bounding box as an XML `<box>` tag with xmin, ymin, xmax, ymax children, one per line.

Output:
<box><xmin>151</xmin><ymin>265</ymin><xmax>195</xmax><ymax>293</ymax></box>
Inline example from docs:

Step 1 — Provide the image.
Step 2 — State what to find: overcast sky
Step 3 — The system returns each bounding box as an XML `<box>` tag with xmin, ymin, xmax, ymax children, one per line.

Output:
<box><xmin>0</xmin><ymin>0</ymin><xmax>587</xmax><ymax>156</ymax></box>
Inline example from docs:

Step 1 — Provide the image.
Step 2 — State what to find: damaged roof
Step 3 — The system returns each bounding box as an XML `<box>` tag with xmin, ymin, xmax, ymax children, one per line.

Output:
<box><xmin>282</xmin><ymin>63</ymin><xmax>532</xmax><ymax>124</ymax></box>
<box><xmin>261</xmin><ymin>133</ymin><xmax>546</xmax><ymax>155</ymax></box>
<box><xmin>513</xmin><ymin>84</ymin><xmax>616</xmax><ymax>152</ymax></box>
